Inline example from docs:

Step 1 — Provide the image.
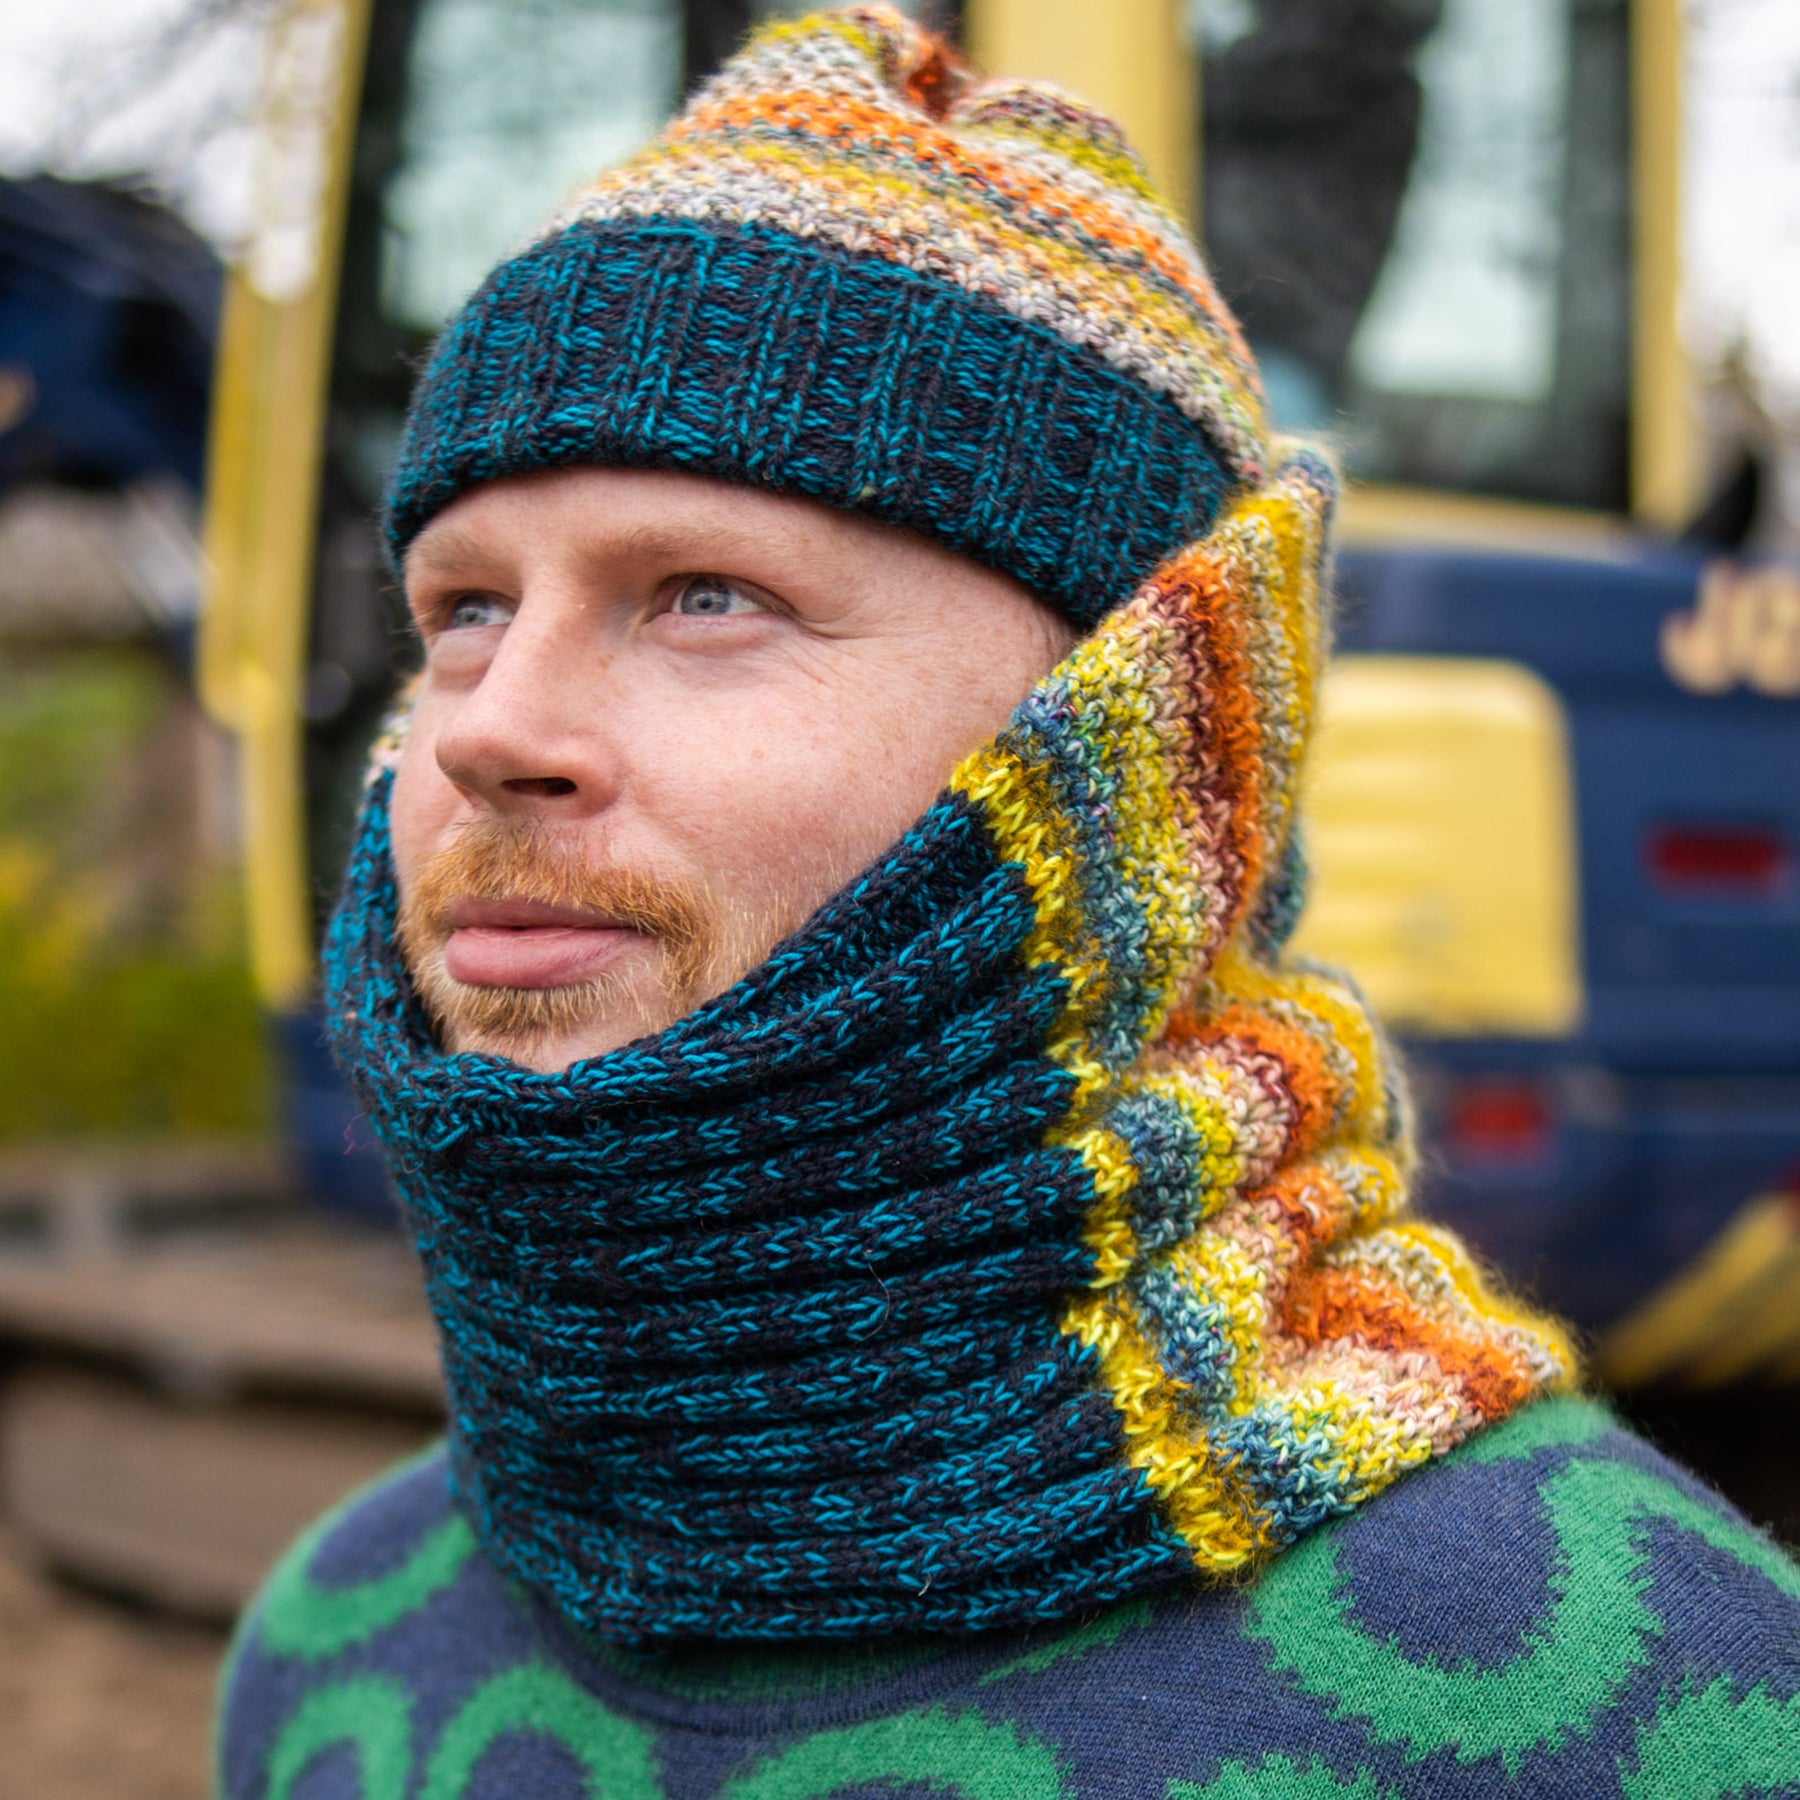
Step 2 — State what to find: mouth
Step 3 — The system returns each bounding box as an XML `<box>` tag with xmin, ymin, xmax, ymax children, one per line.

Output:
<box><xmin>441</xmin><ymin>898</ymin><xmax>648</xmax><ymax>989</ymax></box>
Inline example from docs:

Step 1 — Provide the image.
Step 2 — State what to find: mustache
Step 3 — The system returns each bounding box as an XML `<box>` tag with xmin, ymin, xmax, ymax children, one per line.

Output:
<box><xmin>394</xmin><ymin>818</ymin><xmax>715</xmax><ymax>1052</ymax></box>
<box><xmin>398</xmin><ymin>817</ymin><xmax>710</xmax><ymax>986</ymax></box>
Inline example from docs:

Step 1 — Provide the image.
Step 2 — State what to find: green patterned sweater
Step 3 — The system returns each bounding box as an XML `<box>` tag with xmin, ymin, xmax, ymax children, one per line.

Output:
<box><xmin>217</xmin><ymin>1398</ymin><xmax>1800</xmax><ymax>1798</ymax></box>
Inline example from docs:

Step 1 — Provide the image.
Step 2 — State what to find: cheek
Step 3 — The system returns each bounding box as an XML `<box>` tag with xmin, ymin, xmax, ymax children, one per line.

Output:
<box><xmin>663</xmin><ymin>687</ymin><xmax>961</xmax><ymax>925</ymax></box>
<box><xmin>388</xmin><ymin>721</ymin><xmax>459</xmax><ymax>893</ymax></box>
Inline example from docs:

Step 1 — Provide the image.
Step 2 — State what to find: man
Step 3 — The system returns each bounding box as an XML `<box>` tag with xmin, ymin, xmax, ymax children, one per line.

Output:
<box><xmin>219</xmin><ymin>10</ymin><xmax>1800</xmax><ymax>1796</ymax></box>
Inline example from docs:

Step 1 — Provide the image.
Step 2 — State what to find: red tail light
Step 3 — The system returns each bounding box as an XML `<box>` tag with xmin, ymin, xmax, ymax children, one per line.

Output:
<box><xmin>1644</xmin><ymin>823</ymin><xmax>1790</xmax><ymax>897</ymax></box>
<box><xmin>1447</xmin><ymin>1079</ymin><xmax>1553</xmax><ymax>1162</ymax></box>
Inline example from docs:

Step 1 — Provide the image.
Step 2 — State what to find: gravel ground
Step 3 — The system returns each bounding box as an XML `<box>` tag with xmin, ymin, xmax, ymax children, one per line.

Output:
<box><xmin>0</xmin><ymin>1527</ymin><xmax>226</xmax><ymax>1800</ymax></box>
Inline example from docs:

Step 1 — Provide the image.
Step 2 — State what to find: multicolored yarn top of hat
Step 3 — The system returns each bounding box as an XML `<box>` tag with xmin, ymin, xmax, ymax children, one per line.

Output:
<box><xmin>385</xmin><ymin>4</ymin><xmax>1266</xmax><ymax>626</ymax></box>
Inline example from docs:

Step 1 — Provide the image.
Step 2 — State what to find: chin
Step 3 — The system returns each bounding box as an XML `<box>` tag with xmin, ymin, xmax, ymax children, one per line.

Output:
<box><xmin>439</xmin><ymin>986</ymin><xmax>690</xmax><ymax>1070</ymax></box>
<box><xmin>450</xmin><ymin>1021</ymin><xmax>648</xmax><ymax>1072</ymax></box>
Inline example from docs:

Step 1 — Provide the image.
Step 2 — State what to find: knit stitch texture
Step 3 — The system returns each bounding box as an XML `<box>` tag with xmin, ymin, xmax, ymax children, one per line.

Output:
<box><xmin>244</xmin><ymin>14</ymin><xmax>1797</xmax><ymax>1786</ymax></box>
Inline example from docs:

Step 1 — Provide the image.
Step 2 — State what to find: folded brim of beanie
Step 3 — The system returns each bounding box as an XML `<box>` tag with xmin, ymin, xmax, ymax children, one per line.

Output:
<box><xmin>385</xmin><ymin>218</ymin><xmax>1237</xmax><ymax>626</ymax></box>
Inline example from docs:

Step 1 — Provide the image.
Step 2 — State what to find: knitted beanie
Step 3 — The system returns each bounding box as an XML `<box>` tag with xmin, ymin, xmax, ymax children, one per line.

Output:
<box><xmin>384</xmin><ymin>4</ymin><xmax>1268</xmax><ymax>627</ymax></box>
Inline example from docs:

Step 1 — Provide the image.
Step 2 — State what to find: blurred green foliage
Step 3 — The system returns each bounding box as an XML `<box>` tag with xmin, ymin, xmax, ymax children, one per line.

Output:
<box><xmin>0</xmin><ymin>648</ymin><xmax>271</xmax><ymax>1141</ymax></box>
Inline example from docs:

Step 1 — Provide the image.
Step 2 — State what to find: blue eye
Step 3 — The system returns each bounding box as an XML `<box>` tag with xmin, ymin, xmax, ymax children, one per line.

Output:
<box><xmin>673</xmin><ymin>575</ymin><xmax>763</xmax><ymax>617</ymax></box>
<box><xmin>445</xmin><ymin>595</ymin><xmax>513</xmax><ymax>630</ymax></box>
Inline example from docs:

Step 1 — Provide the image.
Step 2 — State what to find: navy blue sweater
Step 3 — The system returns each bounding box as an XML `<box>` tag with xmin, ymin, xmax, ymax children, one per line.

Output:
<box><xmin>219</xmin><ymin>1397</ymin><xmax>1800</xmax><ymax>1799</ymax></box>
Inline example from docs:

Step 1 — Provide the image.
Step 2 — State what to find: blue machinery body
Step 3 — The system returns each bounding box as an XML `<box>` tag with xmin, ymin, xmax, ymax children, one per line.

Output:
<box><xmin>1338</xmin><ymin>547</ymin><xmax>1800</xmax><ymax>1334</ymax></box>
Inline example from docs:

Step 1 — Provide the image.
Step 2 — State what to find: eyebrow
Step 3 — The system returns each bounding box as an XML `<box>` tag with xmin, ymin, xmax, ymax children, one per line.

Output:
<box><xmin>404</xmin><ymin>524</ymin><xmax>497</xmax><ymax>579</ymax></box>
<box><xmin>404</xmin><ymin>516</ymin><xmax>786</xmax><ymax>583</ymax></box>
<box><xmin>586</xmin><ymin>519</ymin><xmax>776</xmax><ymax>571</ymax></box>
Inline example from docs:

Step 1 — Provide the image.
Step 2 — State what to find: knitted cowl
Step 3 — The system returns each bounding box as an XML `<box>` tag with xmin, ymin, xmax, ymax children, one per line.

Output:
<box><xmin>323</xmin><ymin>444</ymin><xmax>1576</xmax><ymax>1651</ymax></box>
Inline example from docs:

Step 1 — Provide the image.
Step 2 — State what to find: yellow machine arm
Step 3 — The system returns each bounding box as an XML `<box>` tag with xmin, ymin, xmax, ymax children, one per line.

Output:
<box><xmin>198</xmin><ymin>0</ymin><xmax>371</xmax><ymax>1008</ymax></box>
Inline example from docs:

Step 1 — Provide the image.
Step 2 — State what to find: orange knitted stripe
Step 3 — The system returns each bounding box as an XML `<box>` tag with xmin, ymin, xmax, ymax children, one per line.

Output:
<box><xmin>1251</xmin><ymin>1162</ymin><xmax>1356</xmax><ymax>1266</ymax></box>
<box><xmin>666</xmin><ymin>93</ymin><xmax>1240</xmax><ymax>335</ymax></box>
<box><xmin>1282</xmin><ymin>1266</ymin><xmax>1540</xmax><ymax>1420</ymax></box>
<box><xmin>1158</xmin><ymin>545</ymin><xmax>1268</xmax><ymax>934</ymax></box>
<box><xmin>1174</xmin><ymin>1003</ymin><xmax>1341</xmax><ymax>1160</ymax></box>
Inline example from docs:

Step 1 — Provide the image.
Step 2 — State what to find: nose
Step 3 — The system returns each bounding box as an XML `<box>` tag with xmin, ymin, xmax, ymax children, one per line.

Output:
<box><xmin>431</xmin><ymin>603</ymin><xmax>621</xmax><ymax>817</ymax></box>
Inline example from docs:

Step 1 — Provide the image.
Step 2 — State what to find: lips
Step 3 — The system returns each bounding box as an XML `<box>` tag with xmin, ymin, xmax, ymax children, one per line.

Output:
<box><xmin>442</xmin><ymin>899</ymin><xmax>645</xmax><ymax>989</ymax></box>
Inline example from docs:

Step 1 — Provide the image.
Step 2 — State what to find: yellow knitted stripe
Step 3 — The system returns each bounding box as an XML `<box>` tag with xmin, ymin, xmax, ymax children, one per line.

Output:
<box><xmin>659</xmin><ymin>107</ymin><xmax>1224</xmax><ymax>320</ymax></box>
<box><xmin>701</xmin><ymin>9</ymin><xmax>1217</xmax><ymax>308</ymax></box>
<box><xmin>1059</xmin><ymin>617</ymin><xmax>1212</xmax><ymax>1023</ymax></box>
<box><xmin>949</xmin><ymin>747</ymin><xmax>1111</xmax><ymax>1103</ymax></box>
<box><xmin>1061</xmin><ymin>1290</ymin><xmax>1276</xmax><ymax>1569</ymax></box>
<box><xmin>957</xmin><ymin>114</ymin><xmax>1162</xmax><ymax>205</ymax></box>
<box><xmin>730</xmin><ymin>5</ymin><xmax>907</xmax><ymax>80</ymax></box>
<box><xmin>756</xmin><ymin>8</ymin><xmax>881</xmax><ymax>58</ymax></box>
<box><xmin>1059</xmin><ymin>1123</ymin><xmax>1141</xmax><ymax>1287</ymax></box>
<box><xmin>1213</xmin><ymin>478</ymin><xmax>1327</xmax><ymax>854</ymax></box>
<box><xmin>1059</xmin><ymin>1062</ymin><xmax>1259</xmax><ymax>1290</ymax></box>
<box><xmin>1166</xmin><ymin>1229</ymin><xmax>1271</xmax><ymax>1407</ymax></box>
<box><xmin>951</xmin><ymin>582</ymin><xmax>1234</xmax><ymax>1101</ymax></box>
<box><xmin>596</xmin><ymin>133</ymin><xmax>1213</xmax><ymax>334</ymax></box>
<box><xmin>1270</xmin><ymin>1380</ymin><xmax>1444</xmax><ymax>1500</ymax></box>
<box><xmin>1142</xmin><ymin>1068</ymin><xmax>1250</xmax><ymax>1199</ymax></box>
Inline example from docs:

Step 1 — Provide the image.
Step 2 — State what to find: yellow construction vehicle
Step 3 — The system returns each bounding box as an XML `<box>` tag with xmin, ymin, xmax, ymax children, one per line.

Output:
<box><xmin>201</xmin><ymin>0</ymin><xmax>1800</xmax><ymax>1385</ymax></box>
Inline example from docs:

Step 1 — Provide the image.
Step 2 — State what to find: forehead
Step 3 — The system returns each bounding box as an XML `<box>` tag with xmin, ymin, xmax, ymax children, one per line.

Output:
<box><xmin>402</xmin><ymin>465</ymin><xmax>903</xmax><ymax>582</ymax></box>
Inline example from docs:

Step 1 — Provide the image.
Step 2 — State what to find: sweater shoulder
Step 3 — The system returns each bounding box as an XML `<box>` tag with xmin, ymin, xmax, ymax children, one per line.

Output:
<box><xmin>958</xmin><ymin>1396</ymin><xmax>1800</xmax><ymax>1797</ymax></box>
<box><xmin>1282</xmin><ymin>1393</ymin><xmax>1800</xmax><ymax>1686</ymax></box>
<box><xmin>1181</xmin><ymin>1395</ymin><xmax>1800</xmax><ymax>1795</ymax></box>
<box><xmin>215</xmin><ymin>1444</ymin><xmax>574</xmax><ymax>1799</ymax></box>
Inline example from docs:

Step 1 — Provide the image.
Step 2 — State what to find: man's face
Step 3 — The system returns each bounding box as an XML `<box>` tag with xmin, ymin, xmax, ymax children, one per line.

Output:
<box><xmin>392</xmin><ymin>466</ymin><xmax>1076</xmax><ymax>1070</ymax></box>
